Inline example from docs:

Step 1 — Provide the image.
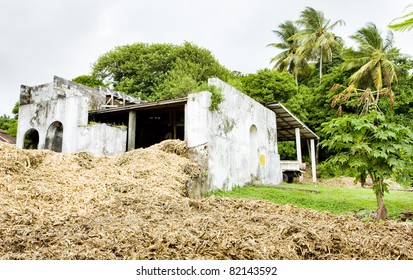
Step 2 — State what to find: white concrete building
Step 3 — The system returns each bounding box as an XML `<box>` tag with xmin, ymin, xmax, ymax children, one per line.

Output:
<box><xmin>16</xmin><ymin>76</ymin><xmax>138</xmax><ymax>155</ymax></box>
<box><xmin>17</xmin><ymin>76</ymin><xmax>318</xmax><ymax>194</ymax></box>
<box><xmin>186</xmin><ymin>78</ymin><xmax>281</xmax><ymax>191</ymax></box>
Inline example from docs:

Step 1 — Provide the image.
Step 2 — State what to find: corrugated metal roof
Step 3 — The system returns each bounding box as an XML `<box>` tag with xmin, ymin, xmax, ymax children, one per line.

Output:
<box><xmin>266</xmin><ymin>102</ymin><xmax>319</xmax><ymax>141</ymax></box>
<box><xmin>0</xmin><ymin>129</ymin><xmax>16</xmax><ymax>144</ymax></box>
<box><xmin>89</xmin><ymin>97</ymin><xmax>188</xmax><ymax>115</ymax></box>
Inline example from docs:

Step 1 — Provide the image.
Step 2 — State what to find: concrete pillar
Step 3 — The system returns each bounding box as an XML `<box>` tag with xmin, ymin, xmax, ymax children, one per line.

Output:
<box><xmin>128</xmin><ymin>111</ymin><xmax>136</xmax><ymax>151</ymax></box>
<box><xmin>310</xmin><ymin>139</ymin><xmax>317</xmax><ymax>183</ymax></box>
<box><xmin>295</xmin><ymin>127</ymin><xmax>302</xmax><ymax>163</ymax></box>
<box><xmin>295</xmin><ymin>127</ymin><xmax>304</xmax><ymax>182</ymax></box>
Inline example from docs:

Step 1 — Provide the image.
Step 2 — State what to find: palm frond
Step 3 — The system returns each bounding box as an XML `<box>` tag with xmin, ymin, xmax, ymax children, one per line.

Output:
<box><xmin>389</xmin><ymin>5</ymin><xmax>413</xmax><ymax>31</ymax></box>
<box><xmin>342</xmin><ymin>22</ymin><xmax>399</xmax><ymax>106</ymax></box>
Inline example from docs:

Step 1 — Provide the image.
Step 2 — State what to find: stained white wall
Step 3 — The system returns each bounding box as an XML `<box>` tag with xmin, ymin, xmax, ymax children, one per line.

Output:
<box><xmin>16</xmin><ymin>77</ymin><xmax>126</xmax><ymax>155</ymax></box>
<box><xmin>186</xmin><ymin>78</ymin><xmax>282</xmax><ymax>191</ymax></box>
<box><xmin>16</xmin><ymin>94</ymin><xmax>88</xmax><ymax>152</ymax></box>
<box><xmin>78</xmin><ymin>123</ymin><xmax>127</xmax><ymax>156</ymax></box>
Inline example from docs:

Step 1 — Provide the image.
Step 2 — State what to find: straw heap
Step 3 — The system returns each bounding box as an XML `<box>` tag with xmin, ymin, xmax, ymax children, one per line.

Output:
<box><xmin>0</xmin><ymin>140</ymin><xmax>412</xmax><ymax>260</ymax></box>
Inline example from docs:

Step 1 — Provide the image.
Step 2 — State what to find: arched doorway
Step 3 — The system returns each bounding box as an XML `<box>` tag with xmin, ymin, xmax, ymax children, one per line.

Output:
<box><xmin>45</xmin><ymin>121</ymin><xmax>63</xmax><ymax>152</ymax></box>
<box><xmin>23</xmin><ymin>128</ymin><xmax>39</xmax><ymax>149</ymax></box>
<box><xmin>249</xmin><ymin>125</ymin><xmax>258</xmax><ymax>180</ymax></box>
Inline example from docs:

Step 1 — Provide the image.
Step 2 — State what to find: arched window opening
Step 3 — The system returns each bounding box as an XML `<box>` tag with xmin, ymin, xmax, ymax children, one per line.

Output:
<box><xmin>23</xmin><ymin>129</ymin><xmax>39</xmax><ymax>149</ymax></box>
<box><xmin>45</xmin><ymin>121</ymin><xmax>63</xmax><ymax>152</ymax></box>
<box><xmin>249</xmin><ymin>125</ymin><xmax>258</xmax><ymax>179</ymax></box>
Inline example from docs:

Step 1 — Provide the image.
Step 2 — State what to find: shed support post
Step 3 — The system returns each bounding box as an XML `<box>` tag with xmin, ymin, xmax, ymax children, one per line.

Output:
<box><xmin>295</xmin><ymin>127</ymin><xmax>304</xmax><ymax>182</ymax></box>
<box><xmin>310</xmin><ymin>139</ymin><xmax>317</xmax><ymax>183</ymax></box>
<box><xmin>295</xmin><ymin>127</ymin><xmax>302</xmax><ymax>163</ymax></box>
<box><xmin>128</xmin><ymin>111</ymin><xmax>136</xmax><ymax>151</ymax></box>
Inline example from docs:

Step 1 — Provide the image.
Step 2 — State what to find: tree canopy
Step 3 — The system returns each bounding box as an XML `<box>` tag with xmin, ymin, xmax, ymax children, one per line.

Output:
<box><xmin>267</xmin><ymin>20</ymin><xmax>310</xmax><ymax>85</ymax></box>
<box><xmin>235</xmin><ymin>69</ymin><xmax>297</xmax><ymax>103</ymax></box>
<box><xmin>294</xmin><ymin>7</ymin><xmax>345</xmax><ymax>82</ymax></box>
<box><xmin>0</xmin><ymin>102</ymin><xmax>19</xmax><ymax>137</ymax></box>
<box><xmin>341</xmin><ymin>23</ymin><xmax>400</xmax><ymax>107</ymax></box>
<box><xmin>91</xmin><ymin>42</ymin><xmax>232</xmax><ymax>101</ymax></box>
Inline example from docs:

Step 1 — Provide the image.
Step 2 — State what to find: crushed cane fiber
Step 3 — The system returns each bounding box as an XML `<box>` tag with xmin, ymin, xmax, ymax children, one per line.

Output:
<box><xmin>0</xmin><ymin>140</ymin><xmax>412</xmax><ymax>260</ymax></box>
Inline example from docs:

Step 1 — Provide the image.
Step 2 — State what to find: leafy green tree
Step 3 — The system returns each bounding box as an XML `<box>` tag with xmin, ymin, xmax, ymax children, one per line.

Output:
<box><xmin>12</xmin><ymin>102</ymin><xmax>19</xmax><ymax>116</ymax></box>
<box><xmin>341</xmin><ymin>23</ymin><xmax>400</xmax><ymax>108</ymax></box>
<box><xmin>152</xmin><ymin>58</ymin><xmax>199</xmax><ymax>100</ymax></box>
<box><xmin>72</xmin><ymin>75</ymin><xmax>105</xmax><ymax>88</ymax></box>
<box><xmin>237</xmin><ymin>69</ymin><xmax>296</xmax><ymax>103</ymax></box>
<box><xmin>301</xmin><ymin>62</ymin><xmax>348</xmax><ymax>130</ymax></box>
<box><xmin>389</xmin><ymin>4</ymin><xmax>413</xmax><ymax>32</ymax></box>
<box><xmin>0</xmin><ymin>115</ymin><xmax>15</xmax><ymax>132</ymax></box>
<box><xmin>387</xmin><ymin>57</ymin><xmax>413</xmax><ymax>125</ymax></box>
<box><xmin>0</xmin><ymin>102</ymin><xmax>19</xmax><ymax>138</ymax></box>
<box><xmin>267</xmin><ymin>20</ymin><xmax>310</xmax><ymax>85</ymax></box>
<box><xmin>321</xmin><ymin>111</ymin><xmax>413</xmax><ymax>221</ymax></box>
<box><xmin>294</xmin><ymin>7</ymin><xmax>345</xmax><ymax>83</ymax></box>
<box><xmin>92</xmin><ymin>42</ymin><xmax>231</xmax><ymax>101</ymax></box>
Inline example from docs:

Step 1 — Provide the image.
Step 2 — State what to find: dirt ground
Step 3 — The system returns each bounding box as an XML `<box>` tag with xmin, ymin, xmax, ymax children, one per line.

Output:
<box><xmin>301</xmin><ymin>165</ymin><xmax>408</xmax><ymax>191</ymax></box>
<box><xmin>1</xmin><ymin>140</ymin><xmax>412</xmax><ymax>260</ymax></box>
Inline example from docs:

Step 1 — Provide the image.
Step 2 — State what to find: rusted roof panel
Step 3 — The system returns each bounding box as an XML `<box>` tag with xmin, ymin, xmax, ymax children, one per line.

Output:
<box><xmin>0</xmin><ymin>129</ymin><xmax>16</xmax><ymax>144</ymax></box>
<box><xmin>89</xmin><ymin>97</ymin><xmax>188</xmax><ymax>115</ymax></box>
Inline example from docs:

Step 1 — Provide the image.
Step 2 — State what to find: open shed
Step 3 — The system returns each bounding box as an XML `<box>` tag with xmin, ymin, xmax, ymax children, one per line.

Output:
<box><xmin>266</xmin><ymin>102</ymin><xmax>319</xmax><ymax>182</ymax></box>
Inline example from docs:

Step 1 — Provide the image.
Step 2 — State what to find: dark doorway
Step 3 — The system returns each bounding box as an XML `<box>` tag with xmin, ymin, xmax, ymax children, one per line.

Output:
<box><xmin>136</xmin><ymin>108</ymin><xmax>185</xmax><ymax>148</ymax></box>
<box><xmin>23</xmin><ymin>128</ymin><xmax>39</xmax><ymax>149</ymax></box>
<box><xmin>249</xmin><ymin>124</ymin><xmax>258</xmax><ymax>179</ymax></box>
<box><xmin>45</xmin><ymin>121</ymin><xmax>63</xmax><ymax>152</ymax></box>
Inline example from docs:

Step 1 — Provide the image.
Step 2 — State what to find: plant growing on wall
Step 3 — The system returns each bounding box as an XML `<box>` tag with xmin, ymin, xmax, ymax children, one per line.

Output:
<box><xmin>209</xmin><ymin>87</ymin><xmax>224</xmax><ymax>111</ymax></box>
<box><xmin>197</xmin><ymin>83</ymin><xmax>224</xmax><ymax>111</ymax></box>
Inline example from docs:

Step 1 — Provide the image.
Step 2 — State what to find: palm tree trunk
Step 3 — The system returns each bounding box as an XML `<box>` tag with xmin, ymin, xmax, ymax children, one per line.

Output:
<box><xmin>319</xmin><ymin>48</ymin><xmax>323</xmax><ymax>84</ymax></box>
<box><xmin>375</xmin><ymin>89</ymin><xmax>380</xmax><ymax>104</ymax></box>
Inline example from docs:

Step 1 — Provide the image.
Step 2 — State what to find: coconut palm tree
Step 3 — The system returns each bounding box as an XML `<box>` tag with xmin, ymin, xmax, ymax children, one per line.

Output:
<box><xmin>389</xmin><ymin>4</ymin><xmax>413</xmax><ymax>32</ymax></box>
<box><xmin>294</xmin><ymin>7</ymin><xmax>345</xmax><ymax>83</ymax></box>
<box><xmin>341</xmin><ymin>23</ymin><xmax>400</xmax><ymax>106</ymax></box>
<box><xmin>267</xmin><ymin>21</ymin><xmax>309</xmax><ymax>85</ymax></box>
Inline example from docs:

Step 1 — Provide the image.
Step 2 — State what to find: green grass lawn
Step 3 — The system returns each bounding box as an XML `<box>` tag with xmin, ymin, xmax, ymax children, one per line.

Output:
<box><xmin>208</xmin><ymin>183</ymin><xmax>413</xmax><ymax>221</ymax></box>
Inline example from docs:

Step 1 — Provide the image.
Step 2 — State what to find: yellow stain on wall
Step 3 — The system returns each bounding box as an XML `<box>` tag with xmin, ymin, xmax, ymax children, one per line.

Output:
<box><xmin>259</xmin><ymin>154</ymin><xmax>266</xmax><ymax>166</ymax></box>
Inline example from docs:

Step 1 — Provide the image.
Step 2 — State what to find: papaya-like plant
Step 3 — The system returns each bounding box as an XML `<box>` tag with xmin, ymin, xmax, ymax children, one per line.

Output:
<box><xmin>321</xmin><ymin>111</ymin><xmax>413</xmax><ymax>221</ymax></box>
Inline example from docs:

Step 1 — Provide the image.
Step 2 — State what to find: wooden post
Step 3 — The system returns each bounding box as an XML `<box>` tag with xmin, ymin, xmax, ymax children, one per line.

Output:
<box><xmin>128</xmin><ymin>111</ymin><xmax>136</xmax><ymax>151</ymax></box>
<box><xmin>310</xmin><ymin>139</ymin><xmax>317</xmax><ymax>183</ymax></box>
<box><xmin>172</xmin><ymin>110</ymin><xmax>177</xmax><ymax>139</ymax></box>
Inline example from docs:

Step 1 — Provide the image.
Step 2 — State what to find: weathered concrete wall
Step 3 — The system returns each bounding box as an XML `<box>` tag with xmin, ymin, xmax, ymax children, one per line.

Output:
<box><xmin>78</xmin><ymin>123</ymin><xmax>127</xmax><ymax>156</ymax></box>
<box><xmin>19</xmin><ymin>76</ymin><xmax>105</xmax><ymax>110</ymax></box>
<box><xmin>186</xmin><ymin>78</ymin><xmax>282</xmax><ymax>192</ymax></box>
<box><xmin>16</xmin><ymin>95</ymin><xmax>89</xmax><ymax>152</ymax></box>
<box><xmin>16</xmin><ymin>76</ymin><xmax>126</xmax><ymax>155</ymax></box>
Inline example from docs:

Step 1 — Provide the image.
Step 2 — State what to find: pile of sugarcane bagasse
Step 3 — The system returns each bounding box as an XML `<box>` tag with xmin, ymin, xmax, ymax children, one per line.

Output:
<box><xmin>0</xmin><ymin>140</ymin><xmax>412</xmax><ymax>260</ymax></box>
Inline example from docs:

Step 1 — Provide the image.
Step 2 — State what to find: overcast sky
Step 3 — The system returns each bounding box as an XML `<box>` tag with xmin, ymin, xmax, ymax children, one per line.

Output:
<box><xmin>1</xmin><ymin>0</ymin><xmax>412</xmax><ymax>116</ymax></box>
